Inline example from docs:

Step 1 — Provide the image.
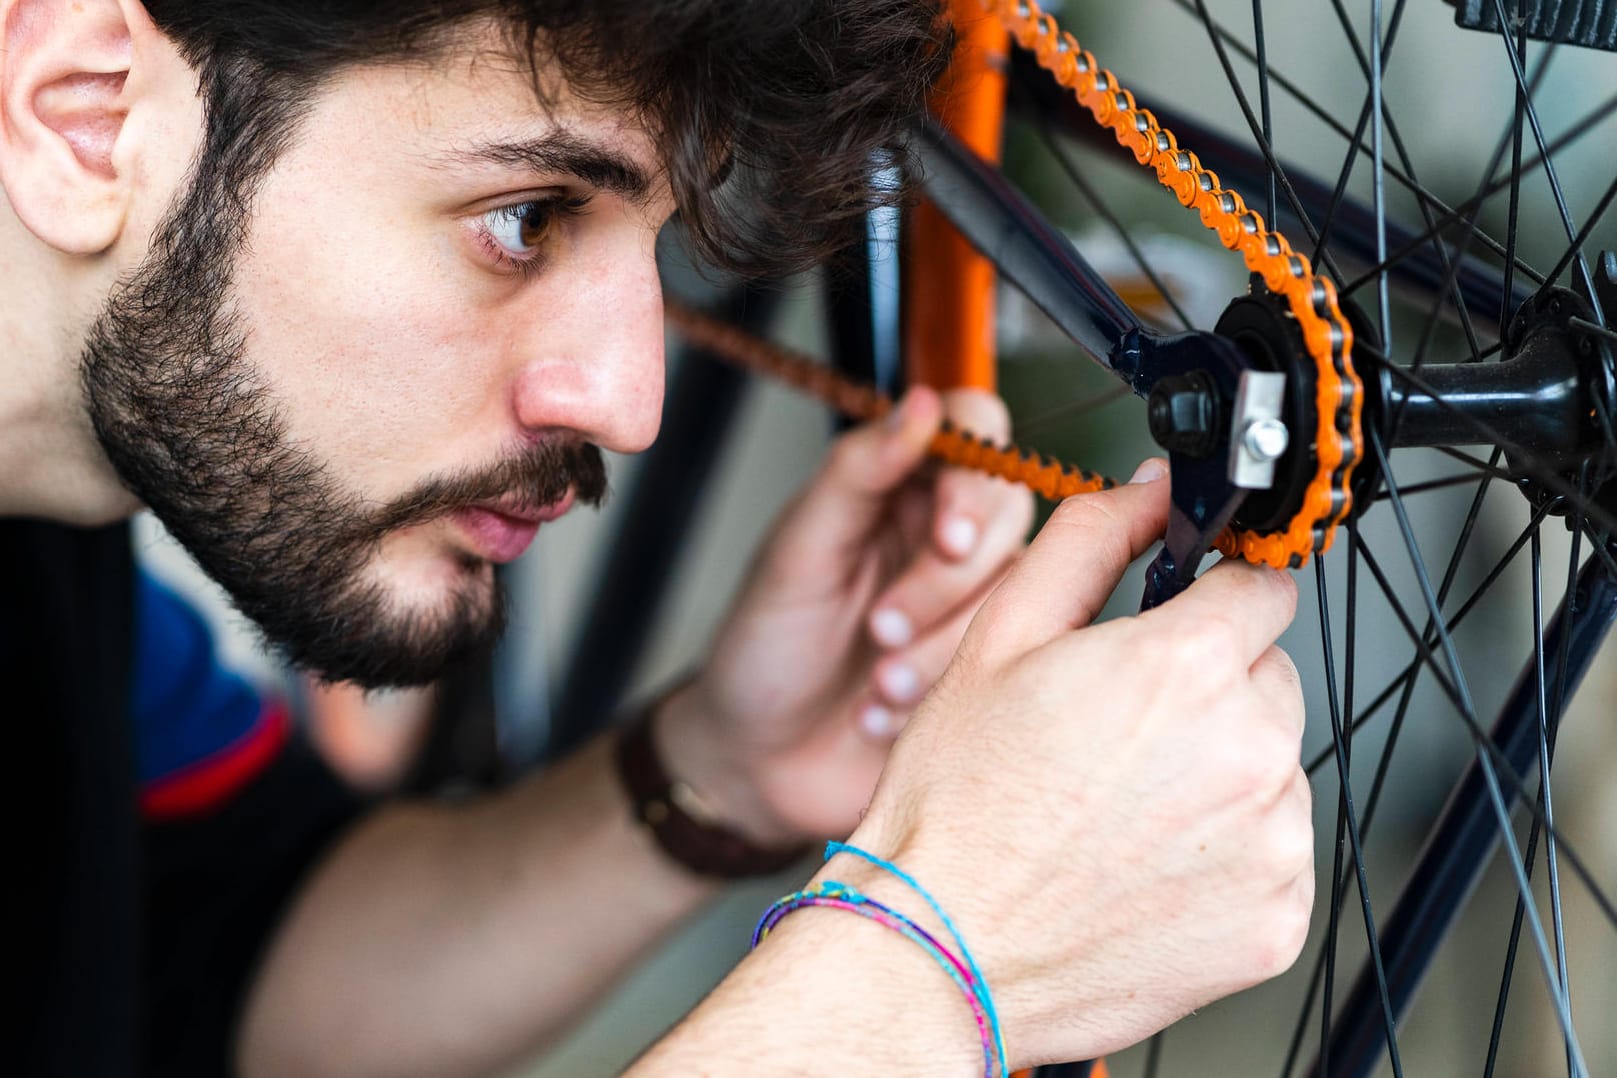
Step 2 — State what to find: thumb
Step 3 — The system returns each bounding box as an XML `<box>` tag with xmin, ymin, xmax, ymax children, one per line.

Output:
<box><xmin>968</xmin><ymin>458</ymin><xmax>1171</xmax><ymax>661</ymax></box>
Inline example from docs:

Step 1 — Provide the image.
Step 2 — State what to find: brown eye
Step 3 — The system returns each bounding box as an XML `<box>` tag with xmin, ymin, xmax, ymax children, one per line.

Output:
<box><xmin>517</xmin><ymin>204</ymin><xmax>550</xmax><ymax>248</ymax></box>
<box><xmin>483</xmin><ymin>200</ymin><xmax>557</xmax><ymax>258</ymax></box>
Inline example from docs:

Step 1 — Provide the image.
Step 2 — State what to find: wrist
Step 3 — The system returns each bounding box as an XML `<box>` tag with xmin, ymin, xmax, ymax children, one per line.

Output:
<box><xmin>820</xmin><ymin>817</ymin><xmax>1037</xmax><ymax>1071</ymax></box>
<box><xmin>652</xmin><ymin>680</ymin><xmax>803</xmax><ymax>848</ymax></box>
<box><xmin>636</xmin><ymin>867</ymin><xmax>985</xmax><ymax>1077</ymax></box>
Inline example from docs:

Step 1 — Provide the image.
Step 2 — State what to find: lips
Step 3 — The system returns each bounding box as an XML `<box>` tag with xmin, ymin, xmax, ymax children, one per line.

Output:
<box><xmin>451</xmin><ymin>489</ymin><xmax>576</xmax><ymax>563</ymax></box>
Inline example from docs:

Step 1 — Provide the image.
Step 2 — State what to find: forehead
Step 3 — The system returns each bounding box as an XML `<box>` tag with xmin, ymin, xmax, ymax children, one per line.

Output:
<box><xmin>286</xmin><ymin>20</ymin><xmax>668</xmax><ymax>202</ymax></box>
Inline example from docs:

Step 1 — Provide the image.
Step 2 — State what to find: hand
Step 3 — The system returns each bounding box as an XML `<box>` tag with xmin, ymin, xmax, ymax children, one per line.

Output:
<box><xmin>658</xmin><ymin>385</ymin><xmax>1034</xmax><ymax>845</ymax></box>
<box><xmin>837</xmin><ymin>462</ymin><xmax>1312</xmax><ymax>1066</ymax></box>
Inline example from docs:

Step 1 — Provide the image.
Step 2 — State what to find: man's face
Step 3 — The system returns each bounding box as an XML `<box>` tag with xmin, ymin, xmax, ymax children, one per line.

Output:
<box><xmin>83</xmin><ymin>31</ymin><xmax>675</xmax><ymax>687</ymax></box>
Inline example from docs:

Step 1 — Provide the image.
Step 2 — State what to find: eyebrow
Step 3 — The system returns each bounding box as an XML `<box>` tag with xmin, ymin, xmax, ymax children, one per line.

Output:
<box><xmin>444</xmin><ymin>131</ymin><xmax>655</xmax><ymax>203</ymax></box>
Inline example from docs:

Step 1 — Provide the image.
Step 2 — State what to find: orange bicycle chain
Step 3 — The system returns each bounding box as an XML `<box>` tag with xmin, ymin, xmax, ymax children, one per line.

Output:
<box><xmin>992</xmin><ymin>0</ymin><xmax>1364</xmax><ymax>567</ymax></box>
<box><xmin>665</xmin><ymin>302</ymin><xmax>1117</xmax><ymax>502</ymax></box>
<box><xmin>669</xmin><ymin>2</ymin><xmax>1365</xmax><ymax>569</ymax></box>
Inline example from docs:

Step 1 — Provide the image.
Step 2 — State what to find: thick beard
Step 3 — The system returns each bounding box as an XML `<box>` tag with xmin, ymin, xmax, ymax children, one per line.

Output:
<box><xmin>80</xmin><ymin>149</ymin><xmax>607</xmax><ymax>689</ymax></box>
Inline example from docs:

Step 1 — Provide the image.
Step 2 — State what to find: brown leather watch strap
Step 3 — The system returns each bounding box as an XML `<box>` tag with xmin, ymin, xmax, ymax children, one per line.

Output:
<box><xmin>614</xmin><ymin>699</ymin><xmax>810</xmax><ymax>879</ymax></box>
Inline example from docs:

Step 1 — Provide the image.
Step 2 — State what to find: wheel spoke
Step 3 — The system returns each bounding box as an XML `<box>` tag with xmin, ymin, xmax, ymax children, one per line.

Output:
<box><xmin>1378</xmin><ymin>30</ymin><xmax>1558</xmax><ymax>387</ymax></box>
<box><xmin>1369</xmin><ymin>0</ymin><xmax>1391</xmax><ymax>365</ymax></box>
<box><xmin>1533</xmin><ymin>525</ymin><xmax>1574</xmax><ymax>1077</ymax></box>
<box><xmin>1348</xmin><ymin>539</ymin><xmax>1464</xmax><ymax>708</ymax></box>
<box><xmin>1013</xmin><ymin>383</ymin><xmax>1133</xmax><ymax>440</ymax></box>
<box><xmin>1486</xmin><ymin>0</ymin><xmax>1609</xmax><ymax>329</ymax></box>
<box><xmin>1499</xmin><ymin>12</ymin><xmax>1529</xmax><ymax>332</ymax></box>
<box><xmin>1188</xmin><ymin>0</ymin><xmax>1346</xmax><ymax>286</ymax></box>
<box><xmin>1166</xmin><ymin>0</ymin><xmax>1504</xmax><ymax>279</ymax></box>
<box><xmin>1016</xmin><ymin>86</ymin><xmax>1197</xmax><ymax>332</ymax></box>
<box><xmin>1429</xmin><ymin>447</ymin><xmax>1523</xmax><ymax>484</ymax></box>
<box><xmin>1370</xmin><ymin>472</ymin><xmax>1499</xmax><ymax>500</ymax></box>
<box><xmin>1252</xmin><ymin>0</ymin><xmax>1277</xmax><ymax>227</ymax></box>
<box><xmin>1314</xmin><ymin>0</ymin><xmax>1409</xmax><ymax>274</ymax></box>
<box><xmin>1315</xmin><ymin>557</ymin><xmax>1403</xmax><ymax>1076</ymax></box>
<box><xmin>1356</xmin><ymin>477</ymin><xmax>1615</xmax><ymax>941</ymax></box>
<box><xmin>1284</xmin><ymin>476</ymin><xmax>1525</xmax><ymax>1078</ymax></box>
<box><xmin>1369</xmin><ymin>429</ymin><xmax>1591</xmax><ymax>1076</ymax></box>
<box><xmin>1531</xmin><ymin>172</ymin><xmax>1617</xmax><ymax>304</ymax></box>
<box><xmin>1306</xmin><ymin>487</ymin><xmax>1548</xmax><ymax>779</ymax></box>
<box><xmin>1484</xmin><ymin>1</ymin><xmax>1617</xmax><ymax>459</ymax></box>
<box><xmin>1481</xmin><ymin>511</ymin><xmax>1573</xmax><ymax>1078</ymax></box>
<box><xmin>1348</xmin><ymin>103</ymin><xmax>1617</xmax><ymax>296</ymax></box>
<box><xmin>1164</xmin><ymin>0</ymin><xmax>1612</xmax><ymax>305</ymax></box>
<box><xmin>1482</xmin><ymin>804</ymin><xmax>1543</xmax><ymax>1078</ymax></box>
<box><xmin>1334</xmin><ymin>530</ymin><xmax>1617</xmax><ymax>946</ymax></box>
<box><xmin>1339</xmin><ymin>82</ymin><xmax>1617</xmax><ymax>300</ymax></box>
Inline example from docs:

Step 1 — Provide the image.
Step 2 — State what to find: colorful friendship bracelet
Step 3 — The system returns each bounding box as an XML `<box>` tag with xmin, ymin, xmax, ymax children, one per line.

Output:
<box><xmin>752</xmin><ymin>881</ymin><xmax>1005</xmax><ymax>1078</ymax></box>
<box><xmin>823</xmin><ymin>840</ymin><xmax>1009</xmax><ymax>1070</ymax></box>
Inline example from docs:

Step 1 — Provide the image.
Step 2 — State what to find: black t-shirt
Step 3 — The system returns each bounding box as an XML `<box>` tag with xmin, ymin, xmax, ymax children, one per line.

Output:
<box><xmin>6</xmin><ymin>519</ymin><xmax>363</xmax><ymax>1076</ymax></box>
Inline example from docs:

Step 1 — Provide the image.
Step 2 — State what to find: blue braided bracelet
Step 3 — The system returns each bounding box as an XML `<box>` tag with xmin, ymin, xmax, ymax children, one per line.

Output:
<box><xmin>753</xmin><ymin>881</ymin><xmax>1001</xmax><ymax>1077</ymax></box>
<box><xmin>824</xmin><ymin>840</ymin><xmax>1008</xmax><ymax>1070</ymax></box>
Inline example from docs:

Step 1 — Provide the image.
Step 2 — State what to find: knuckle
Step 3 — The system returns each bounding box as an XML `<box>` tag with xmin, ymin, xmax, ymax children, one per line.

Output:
<box><xmin>1265</xmin><ymin>730</ymin><xmax>1304</xmax><ymax>787</ymax></box>
<box><xmin>1251</xmin><ymin>942</ymin><xmax>1290</xmax><ymax>982</ymax></box>
<box><xmin>1237</xmin><ymin>729</ymin><xmax>1297</xmax><ymax>796</ymax></box>
<box><xmin>1044</xmin><ymin>497</ymin><xmax>1133</xmax><ymax>572</ymax></box>
<box><xmin>1269</xmin><ymin>908</ymin><xmax>1311</xmax><ymax>976</ymax></box>
<box><xmin>1235</xmin><ymin>744</ymin><xmax>1288</xmax><ymax>795</ymax></box>
<box><xmin>1263</xmin><ymin>644</ymin><xmax>1302</xmax><ymax>688</ymax></box>
<box><xmin>1269</xmin><ymin>563</ymin><xmax>1301</xmax><ymax>609</ymax></box>
<box><xmin>1049</xmin><ymin>491</ymin><xmax>1123</xmax><ymax>535</ymax></box>
<box><xmin>1173</xmin><ymin>614</ymin><xmax>1241</xmax><ymax>672</ymax></box>
<box><xmin>1220</xmin><ymin>560</ymin><xmax>1297</xmax><ymax>620</ymax></box>
<box><xmin>1255</xmin><ymin>564</ymin><xmax>1301</xmax><ymax>622</ymax></box>
<box><xmin>1269</xmin><ymin>804</ymin><xmax>1315</xmax><ymax>878</ymax></box>
<box><xmin>953</xmin><ymin>608</ymin><xmax>1004</xmax><ymax>670</ymax></box>
<box><xmin>1293</xmin><ymin>871</ymin><xmax>1318</xmax><ymax>923</ymax></box>
<box><xmin>1244</xmin><ymin>896</ymin><xmax>1311</xmax><ymax>981</ymax></box>
<box><xmin>945</xmin><ymin>638</ymin><xmax>985</xmax><ymax>684</ymax></box>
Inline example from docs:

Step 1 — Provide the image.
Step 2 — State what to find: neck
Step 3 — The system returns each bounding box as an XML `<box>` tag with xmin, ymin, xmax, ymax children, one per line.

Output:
<box><xmin>0</xmin><ymin>206</ymin><xmax>140</xmax><ymax>526</ymax></box>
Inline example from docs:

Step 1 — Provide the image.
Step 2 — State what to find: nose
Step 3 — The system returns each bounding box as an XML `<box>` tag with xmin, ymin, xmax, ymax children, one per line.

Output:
<box><xmin>509</xmin><ymin>236</ymin><xmax>666</xmax><ymax>454</ymax></box>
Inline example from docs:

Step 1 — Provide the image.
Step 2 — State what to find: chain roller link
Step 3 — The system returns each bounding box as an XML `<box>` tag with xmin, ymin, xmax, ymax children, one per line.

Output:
<box><xmin>993</xmin><ymin>0</ymin><xmax>1364</xmax><ymax>567</ymax></box>
<box><xmin>665</xmin><ymin>301</ymin><xmax>1116</xmax><ymax>501</ymax></box>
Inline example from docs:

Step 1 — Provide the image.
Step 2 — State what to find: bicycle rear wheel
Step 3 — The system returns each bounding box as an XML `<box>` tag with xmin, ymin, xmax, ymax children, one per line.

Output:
<box><xmin>911</xmin><ymin>2</ymin><xmax>1617</xmax><ymax>1075</ymax></box>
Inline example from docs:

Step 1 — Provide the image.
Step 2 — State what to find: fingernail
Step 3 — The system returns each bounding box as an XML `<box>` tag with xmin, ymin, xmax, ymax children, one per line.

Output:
<box><xmin>871</xmin><ymin>607</ymin><xmax>913</xmax><ymax>648</ymax></box>
<box><xmin>940</xmin><ymin>514</ymin><xmax>979</xmax><ymax>556</ymax></box>
<box><xmin>859</xmin><ymin>703</ymin><xmax>896</xmax><ymax>737</ymax></box>
<box><xmin>1129</xmin><ymin>457</ymin><xmax>1169</xmax><ymax>484</ymax></box>
<box><xmin>878</xmin><ymin>662</ymin><xmax>921</xmax><ymax>704</ymax></box>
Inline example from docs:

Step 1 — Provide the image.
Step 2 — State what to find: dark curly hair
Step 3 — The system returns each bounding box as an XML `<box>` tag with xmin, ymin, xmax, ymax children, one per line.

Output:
<box><xmin>141</xmin><ymin>0</ymin><xmax>952</xmax><ymax>276</ymax></box>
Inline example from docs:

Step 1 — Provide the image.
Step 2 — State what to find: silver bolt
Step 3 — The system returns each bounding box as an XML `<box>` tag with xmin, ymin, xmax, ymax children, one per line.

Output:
<box><xmin>1243</xmin><ymin>417</ymin><xmax>1290</xmax><ymax>462</ymax></box>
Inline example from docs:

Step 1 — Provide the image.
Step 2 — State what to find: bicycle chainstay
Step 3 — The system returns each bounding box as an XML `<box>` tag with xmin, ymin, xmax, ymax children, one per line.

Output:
<box><xmin>665</xmin><ymin>302</ymin><xmax>1118</xmax><ymax>501</ymax></box>
<box><xmin>993</xmin><ymin>0</ymin><xmax>1364</xmax><ymax>568</ymax></box>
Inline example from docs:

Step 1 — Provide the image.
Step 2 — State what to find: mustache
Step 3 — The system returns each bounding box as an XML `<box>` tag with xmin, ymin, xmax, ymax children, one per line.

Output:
<box><xmin>365</xmin><ymin>440</ymin><xmax>609</xmax><ymax>538</ymax></box>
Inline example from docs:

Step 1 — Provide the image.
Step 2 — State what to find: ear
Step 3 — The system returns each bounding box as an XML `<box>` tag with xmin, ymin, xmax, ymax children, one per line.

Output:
<box><xmin>0</xmin><ymin>0</ymin><xmax>152</xmax><ymax>254</ymax></box>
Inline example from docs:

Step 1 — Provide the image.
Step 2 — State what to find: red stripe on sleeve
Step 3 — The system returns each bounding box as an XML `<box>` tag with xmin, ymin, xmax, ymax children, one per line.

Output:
<box><xmin>140</xmin><ymin>703</ymin><xmax>292</xmax><ymax>822</ymax></box>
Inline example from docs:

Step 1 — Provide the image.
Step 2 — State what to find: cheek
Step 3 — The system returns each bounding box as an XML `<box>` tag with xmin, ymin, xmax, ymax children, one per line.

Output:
<box><xmin>230</xmin><ymin>200</ymin><xmax>506</xmax><ymax>496</ymax></box>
